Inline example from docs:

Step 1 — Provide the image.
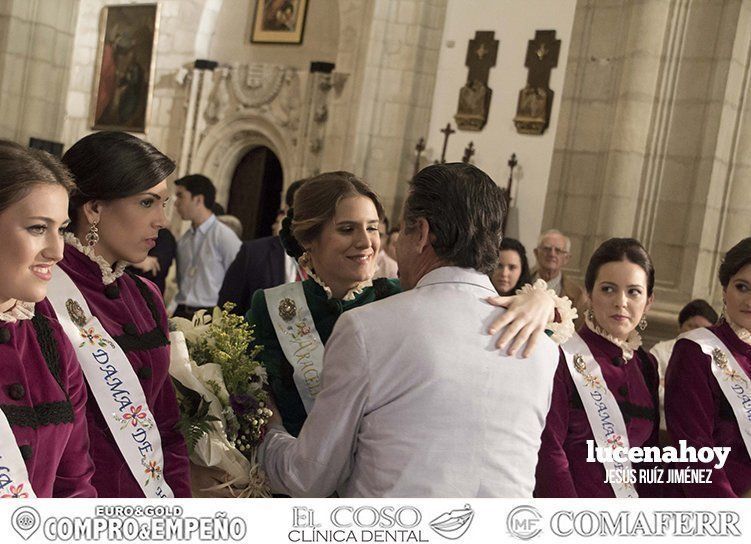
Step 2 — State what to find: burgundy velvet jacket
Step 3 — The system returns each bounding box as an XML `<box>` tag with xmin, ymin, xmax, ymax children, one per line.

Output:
<box><xmin>535</xmin><ymin>326</ymin><xmax>660</xmax><ymax>497</ymax></box>
<box><xmin>0</xmin><ymin>312</ymin><xmax>96</xmax><ymax>497</ymax></box>
<box><xmin>665</xmin><ymin>322</ymin><xmax>751</xmax><ymax>497</ymax></box>
<box><xmin>38</xmin><ymin>244</ymin><xmax>191</xmax><ymax>497</ymax></box>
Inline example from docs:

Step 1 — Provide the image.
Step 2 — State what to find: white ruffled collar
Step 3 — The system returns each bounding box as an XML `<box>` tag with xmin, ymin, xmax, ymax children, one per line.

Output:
<box><xmin>304</xmin><ymin>265</ymin><xmax>372</xmax><ymax>302</ymax></box>
<box><xmin>64</xmin><ymin>232</ymin><xmax>129</xmax><ymax>286</ymax></box>
<box><xmin>585</xmin><ymin>313</ymin><xmax>642</xmax><ymax>360</ymax></box>
<box><xmin>0</xmin><ymin>300</ymin><xmax>35</xmax><ymax>323</ymax></box>
<box><xmin>727</xmin><ymin>318</ymin><xmax>751</xmax><ymax>346</ymax></box>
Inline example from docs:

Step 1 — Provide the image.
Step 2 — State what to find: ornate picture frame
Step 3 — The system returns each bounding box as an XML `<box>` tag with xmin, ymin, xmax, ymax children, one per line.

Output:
<box><xmin>250</xmin><ymin>0</ymin><xmax>309</xmax><ymax>44</ymax></box>
<box><xmin>91</xmin><ymin>4</ymin><xmax>159</xmax><ymax>132</ymax></box>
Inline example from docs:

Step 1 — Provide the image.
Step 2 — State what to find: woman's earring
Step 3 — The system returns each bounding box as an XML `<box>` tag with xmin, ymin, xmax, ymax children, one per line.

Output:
<box><xmin>584</xmin><ymin>308</ymin><xmax>594</xmax><ymax>322</ymax></box>
<box><xmin>720</xmin><ymin>300</ymin><xmax>727</xmax><ymax>322</ymax></box>
<box><xmin>86</xmin><ymin>221</ymin><xmax>99</xmax><ymax>247</ymax></box>
<box><xmin>638</xmin><ymin>315</ymin><xmax>648</xmax><ymax>331</ymax></box>
<box><xmin>298</xmin><ymin>251</ymin><xmax>311</xmax><ymax>270</ymax></box>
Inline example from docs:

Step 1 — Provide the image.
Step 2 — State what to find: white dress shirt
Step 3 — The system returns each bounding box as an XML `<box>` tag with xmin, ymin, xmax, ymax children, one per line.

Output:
<box><xmin>261</xmin><ymin>266</ymin><xmax>560</xmax><ymax>497</ymax></box>
<box><xmin>175</xmin><ymin>214</ymin><xmax>242</xmax><ymax>307</ymax></box>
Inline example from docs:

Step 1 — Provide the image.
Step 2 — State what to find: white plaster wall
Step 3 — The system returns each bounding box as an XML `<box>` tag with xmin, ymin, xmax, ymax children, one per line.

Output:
<box><xmin>425</xmin><ymin>0</ymin><xmax>576</xmax><ymax>255</ymax></box>
<box><xmin>0</xmin><ymin>0</ymin><xmax>79</xmax><ymax>144</ymax></box>
<box><xmin>209</xmin><ymin>0</ymin><xmax>339</xmax><ymax>67</ymax></box>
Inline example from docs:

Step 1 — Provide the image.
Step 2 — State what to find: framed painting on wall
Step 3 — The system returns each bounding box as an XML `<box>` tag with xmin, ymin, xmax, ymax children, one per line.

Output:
<box><xmin>250</xmin><ymin>0</ymin><xmax>309</xmax><ymax>44</ymax></box>
<box><xmin>91</xmin><ymin>4</ymin><xmax>160</xmax><ymax>132</ymax></box>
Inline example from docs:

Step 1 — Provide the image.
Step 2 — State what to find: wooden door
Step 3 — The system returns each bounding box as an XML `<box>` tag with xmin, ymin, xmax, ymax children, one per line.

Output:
<box><xmin>227</xmin><ymin>146</ymin><xmax>283</xmax><ymax>240</ymax></box>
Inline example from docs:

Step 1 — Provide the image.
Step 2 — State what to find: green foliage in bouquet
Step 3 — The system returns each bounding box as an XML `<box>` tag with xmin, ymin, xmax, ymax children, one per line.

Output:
<box><xmin>172</xmin><ymin>303</ymin><xmax>273</xmax><ymax>459</ymax></box>
<box><xmin>174</xmin><ymin>380</ymin><xmax>220</xmax><ymax>453</ymax></box>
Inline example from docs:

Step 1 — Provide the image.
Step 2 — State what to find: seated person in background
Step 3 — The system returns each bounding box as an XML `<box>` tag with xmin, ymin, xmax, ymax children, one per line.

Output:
<box><xmin>533</xmin><ymin>229</ymin><xmax>586</xmax><ymax>327</ymax></box>
<box><xmin>650</xmin><ymin>299</ymin><xmax>718</xmax><ymax>433</ymax></box>
<box><xmin>374</xmin><ymin>215</ymin><xmax>398</xmax><ymax>279</ymax></box>
<box><xmin>490</xmin><ymin>237</ymin><xmax>531</xmax><ymax>295</ymax></box>
<box><xmin>218</xmin><ymin>179</ymin><xmax>306</xmax><ymax>317</ymax></box>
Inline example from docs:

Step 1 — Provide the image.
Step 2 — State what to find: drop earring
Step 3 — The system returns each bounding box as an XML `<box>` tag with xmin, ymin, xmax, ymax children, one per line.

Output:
<box><xmin>85</xmin><ymin>221</ymin><xmax>99</xmax><ymax>247</ymax></box>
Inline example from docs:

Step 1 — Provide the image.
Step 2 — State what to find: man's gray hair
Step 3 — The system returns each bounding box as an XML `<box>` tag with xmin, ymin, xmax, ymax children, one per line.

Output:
<box><xmin>537</xmin><ymin>229</ymin><xmax>571</xmax><ymax>252</ymax></box>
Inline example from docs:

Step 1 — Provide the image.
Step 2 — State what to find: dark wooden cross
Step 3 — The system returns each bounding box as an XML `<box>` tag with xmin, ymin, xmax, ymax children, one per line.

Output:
<box><xmin>502</xmin><ymin>153</ymin><xmax>518</xmax><ymax>234</ymax></box>
<box><xmin>462</xmin><ymin>141</ymin><xmax>475</xmax><ymax>163</ymax></box>
<box><xmin>514</xmin><ymin>30</ymin><xmax>562</xmax><ymax>135</ymax></box>
<box><xmin>455</xmin><ymin>31</ymin><xmax>499</xmax><ymax>131</ymax></box>
<box><xmin>466</xmin><ymin>31</ymin><xmax>499</xmax><ymax>86</ymax></box>
<box><xmin>413</xmin><ymin>137</ymin><xmax>425</xmax><ymax>176</ymax></box>
<box><xmin>523</xmin><ymin>30</ymin><xmax>561</xmax><ymax>89</ymax></box>
<box><xmin>437</xmin><ymin>123</ymin><xmax>455</xmax><ymax>164</ymax></box>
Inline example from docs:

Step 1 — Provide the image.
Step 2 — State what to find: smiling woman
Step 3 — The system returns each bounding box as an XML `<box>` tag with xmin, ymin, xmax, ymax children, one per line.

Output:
<box><xmin>0</xmin><ymin>140</ymin><xmax>96</xmax><ymax>497</ymax></box>
<box><xmin>247</xmin><ymin>171</ymin><xmax>399</xmax><ymax>437</ymax></box>
<box><xmin>35</xmin><ymin>131</ymin><xmax>192</xmax><ymax>498</ymax></box>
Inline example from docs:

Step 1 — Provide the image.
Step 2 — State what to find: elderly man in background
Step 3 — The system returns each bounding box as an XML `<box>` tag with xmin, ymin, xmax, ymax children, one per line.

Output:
<box><xmin>260</xmin><ymin>163</ymin><xmax>560</xmax><ymax>498</ymax></box>
<box><xmin>533</xmin><ymin>229</ymin><xmax>585</xmax><ymax>326</ymax></box>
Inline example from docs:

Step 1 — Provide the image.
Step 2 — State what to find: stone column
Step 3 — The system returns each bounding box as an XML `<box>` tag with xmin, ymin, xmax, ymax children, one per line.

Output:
<box><xmin>543</xmin><ymin>0</ymin><xmax>746</xmax><ymax>342</ymax></box>
<box><xmin>322</xmin><ymin>0</ymin><xmax>447</xmax><ymax>218</ymax></box>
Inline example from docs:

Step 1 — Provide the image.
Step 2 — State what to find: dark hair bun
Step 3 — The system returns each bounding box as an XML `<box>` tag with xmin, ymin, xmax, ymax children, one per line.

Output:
<box><xmin>279</xmin><ymin>208</ymin><xmax>305</xmax><ymax>259</ymax></box>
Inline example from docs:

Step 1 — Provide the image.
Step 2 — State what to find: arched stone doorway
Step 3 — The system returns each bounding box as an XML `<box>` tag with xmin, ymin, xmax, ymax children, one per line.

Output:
<box><xmin>227</xmin><ymin>146</ymin><xmax>283</xmax><ymax>240</ymax></box>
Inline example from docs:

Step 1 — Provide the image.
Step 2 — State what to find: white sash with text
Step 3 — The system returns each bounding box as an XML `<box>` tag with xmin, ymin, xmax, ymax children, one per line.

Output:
<box><xmin>265</xmin><ymin>282</ymin><xmax>325</xmax><ymax>414</ymax></box>
<box><xmin>46</xmin><ymin>268</ymin><xmax>174</xmax><ymax>498</ymax></box>
<box><xmin>681</xmin><ymin>327</ymin><xmax>751</xmax><ymax>459</ymax></box>
<box><xmin>562</xmin><ymin>332</ymin><xmax>639</xmax><ymax>498</ymax></box>
<box><xmin>0</xmin><ymin>408</ymin><xmax>36</xmax><ymax>498</ymax></box>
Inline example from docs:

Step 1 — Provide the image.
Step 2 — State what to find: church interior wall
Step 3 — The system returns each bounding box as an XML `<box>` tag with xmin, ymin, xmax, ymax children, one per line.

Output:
<box><xmin>209</xmin><ymin>0</ymin><xmax>339</xmax><ymax>68</ymax></box>
<box><xmin>0</xmin><ymin>0</ymin><xmax>79</xmax><ymax>146</ymax></box>
<box><xmin>424</xmin><ymin>0</ymin><xmax>577</xmax><ymax>256</ymax></box>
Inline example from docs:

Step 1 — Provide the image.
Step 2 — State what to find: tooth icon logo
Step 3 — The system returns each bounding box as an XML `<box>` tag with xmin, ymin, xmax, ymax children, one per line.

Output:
<box><xmin>429</xmin><ymin>504</ymin><xmax>474</xmax><ymax>540</ymax></box>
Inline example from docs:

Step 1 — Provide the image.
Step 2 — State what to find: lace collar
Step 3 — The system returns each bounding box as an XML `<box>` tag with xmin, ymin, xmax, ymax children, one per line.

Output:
<box><xmin>0</xmin><ymin>300</ymin><xmax>35</xmax><ymax>322</ymax></box>
<box><xmin>585</xmin><ymin>313</ymin><xmax>642</xmax><ymax>360</ymax></box>
<box><xmin>64</xmin><ymin>232</ymin><xmax>129</xmax><ymax>286</ymax></box>
<box><xmin>727</xmin><ymin>318</ymin><xmax>751</xmax><ymax>346</ymax></box>
<box><xmin>304</xmin><ymin>265</ymin><xmax>372</xmax><ymax>302</ymax></box>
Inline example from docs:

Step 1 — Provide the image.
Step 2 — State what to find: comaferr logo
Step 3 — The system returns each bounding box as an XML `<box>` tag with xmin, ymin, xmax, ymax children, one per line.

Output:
<box><xmin>505</xmin><ymin>507</ymin><xmax>743</xmax><ymax>539</ymax></box>
<box><xmin>429</xmin><ymin>504</ymin><xmax>475</xmax><ymax>540</ymax></box>
<box><xmin>506</xmin><ymin>505</ymin><xmax>543</xmax><ymax>540</ymax></box>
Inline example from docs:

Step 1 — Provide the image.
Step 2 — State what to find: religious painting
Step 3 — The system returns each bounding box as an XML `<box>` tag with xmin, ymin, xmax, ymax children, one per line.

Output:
<box><xmin>91</xmin><ymin>4</ymin><xmax>159</xmax><ymax>132</ymax></box>
<box><xmin>251</xmin><ymin>0</ymin><xmax>309</xmax><ymax>44</ymax></box>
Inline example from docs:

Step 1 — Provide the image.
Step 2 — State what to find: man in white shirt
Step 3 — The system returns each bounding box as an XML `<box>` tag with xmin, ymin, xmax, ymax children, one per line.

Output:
<box><xmin>173</xmin><ymin>174</ymin><xmax>241</xmax><ymax>319</ymax></box>
<box><xmin>261</xmin><ymin>163</ymin><xmax>560</xmax><ymax>497</ymax></box>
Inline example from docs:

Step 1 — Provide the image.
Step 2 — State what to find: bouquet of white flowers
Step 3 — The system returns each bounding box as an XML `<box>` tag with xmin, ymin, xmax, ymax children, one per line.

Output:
<box><xmin>168</xmin><ymin>304</ymin><xmax>272</xmax><ymax>497</ymax></box>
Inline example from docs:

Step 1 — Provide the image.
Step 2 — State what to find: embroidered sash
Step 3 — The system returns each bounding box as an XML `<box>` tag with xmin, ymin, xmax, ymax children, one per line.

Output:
<box><xmin>562</xmin><ymin>332</ymin><xmax>639</xmax><ymax>498</ymax></box>
<box><xmin>265</xmin><ymin>282</ymin><xmax>325</xmax><ymax>413</ymax></box>
<box><xmin>0</xmin><ymin>409</ymin><xmax>36</xmax><ymax>498</ymax></box>
<box><xmin>681</xmin><ymin>327</ymin><xmax>751</xmax><ymax>459</ymax></box>
<box><xmin>46</xmin><ymin>268</ymin><xmax>174</xmax><ymax>498</ymax></box>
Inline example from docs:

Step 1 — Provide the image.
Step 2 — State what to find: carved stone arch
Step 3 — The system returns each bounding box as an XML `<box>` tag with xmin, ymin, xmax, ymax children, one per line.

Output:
<box><xmin>191</xmin><ymin>113</ymin><xmax>294</xmax><ymax>208</ymax></box>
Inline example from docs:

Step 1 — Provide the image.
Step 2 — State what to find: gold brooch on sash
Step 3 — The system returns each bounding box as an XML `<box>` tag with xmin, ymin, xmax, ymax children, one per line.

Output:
<box><xmin>574</xmin><ymin>353</ymin><xmax>603</xmax><ymax>389</ymax></box>
<box><xmin>278</xmin><ymin>298</ymin><xmax>297</xmax><ymax>321</ymax></box>
<box><xmin>713</xmin><ymin>348</ymin><xmax>748</xmax><ymax>385</ymax></box>
<box><xmin>66</xmin><ymin>299</ymin><xmax>87</xmax><ymax>327</ymax></box>
<box><xmin>574</xmin><ymin>354</ymin><xmax>586</xmax><ymax>373</ymax></box>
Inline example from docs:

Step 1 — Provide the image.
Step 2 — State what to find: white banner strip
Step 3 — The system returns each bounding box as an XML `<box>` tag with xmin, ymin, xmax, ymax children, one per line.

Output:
<box><xmin>0</xmin><ymin>498</ymin><xmax>747</xmax><ymax>543</ymax></box>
